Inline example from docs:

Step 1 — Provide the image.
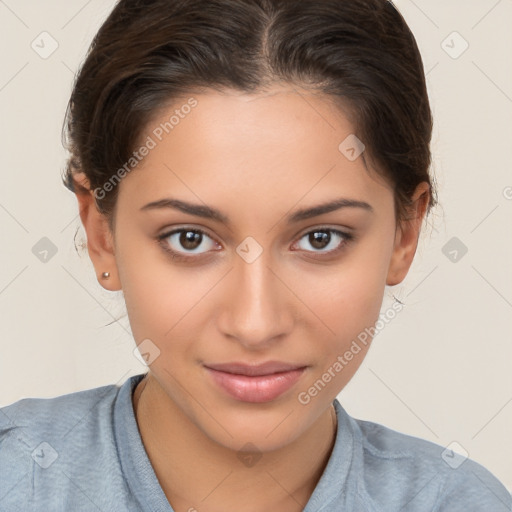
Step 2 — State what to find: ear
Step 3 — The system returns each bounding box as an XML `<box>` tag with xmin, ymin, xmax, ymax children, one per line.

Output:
<box><xmin>73</xmin><ymin>172</ymin><xmax>122</xmax><ymax>291</ymax></box>
<box><xmin>386</xmin><ymin>182</ymin><xmax>430</xmax><ymax>286</ymax></box>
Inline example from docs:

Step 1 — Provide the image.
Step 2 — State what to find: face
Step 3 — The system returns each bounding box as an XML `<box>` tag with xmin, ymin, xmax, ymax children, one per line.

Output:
<box><xmin>84</xmin><ymin>85</ymin><xmax>424</xmax><ymax>453</ymax></box>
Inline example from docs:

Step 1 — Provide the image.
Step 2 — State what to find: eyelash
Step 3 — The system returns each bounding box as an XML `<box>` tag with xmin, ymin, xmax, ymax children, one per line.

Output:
<box><xmin>156</xmin><ymin>226</ymin><xmax>355</xmax><ymax>262</ymax></box>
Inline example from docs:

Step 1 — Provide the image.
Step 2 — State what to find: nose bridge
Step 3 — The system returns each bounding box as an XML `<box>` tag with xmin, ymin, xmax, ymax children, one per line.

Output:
<box><xmin>220</xmin><ymin>247</ymin><xmax>292</xmax><ymax>346</ymax></box>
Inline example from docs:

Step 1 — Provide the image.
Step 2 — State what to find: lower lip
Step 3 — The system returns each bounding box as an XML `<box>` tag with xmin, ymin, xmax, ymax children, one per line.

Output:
<box><xmin>204</xmin><ymin>367</ymin><xmax>306</xmax><ymax>403</ymax></box>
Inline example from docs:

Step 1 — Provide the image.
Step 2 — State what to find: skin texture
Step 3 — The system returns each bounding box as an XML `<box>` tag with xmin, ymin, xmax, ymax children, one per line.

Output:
<box><xmin>74</xmin><ymin>84</ymin><xmax>429</xmax><ymax>512</ymax></box>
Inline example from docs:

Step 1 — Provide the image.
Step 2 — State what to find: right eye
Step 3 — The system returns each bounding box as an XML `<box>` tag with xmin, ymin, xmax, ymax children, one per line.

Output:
<box><xmin>157</xmin><ymin>227</ymin><xmax>221</xmax><ymax>260</ymax></box>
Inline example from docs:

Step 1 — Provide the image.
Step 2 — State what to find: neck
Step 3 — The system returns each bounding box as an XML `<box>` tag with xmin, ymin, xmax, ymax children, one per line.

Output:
<box><xmin>133</xmin><ymin>373</ymin><xmax>337</xmax><ymax>512</ymax></box>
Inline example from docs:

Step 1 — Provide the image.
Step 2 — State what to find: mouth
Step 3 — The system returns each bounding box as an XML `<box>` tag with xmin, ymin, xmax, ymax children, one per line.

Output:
<box><xmin>203</xmin><ymin>361</ymin><xmax>308</xmax><ymax>403</ymax></box>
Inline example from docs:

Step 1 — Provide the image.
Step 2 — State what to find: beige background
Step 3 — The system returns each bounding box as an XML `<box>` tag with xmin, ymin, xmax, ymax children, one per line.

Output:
<box><xmin>0</xmin><ymin>0</ymin><xmax>511</xmax><ymax>491</ymax></box>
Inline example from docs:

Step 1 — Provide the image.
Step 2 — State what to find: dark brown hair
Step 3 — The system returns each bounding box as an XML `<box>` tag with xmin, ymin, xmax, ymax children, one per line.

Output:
<box><xmin>62</xmin><ymin>0</ymin><xmax>436</xmax><ymax>236</ymax></box>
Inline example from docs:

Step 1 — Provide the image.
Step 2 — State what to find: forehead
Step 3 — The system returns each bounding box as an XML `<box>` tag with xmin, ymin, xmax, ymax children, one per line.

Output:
<box><xmin>117</xmin><ymin>85</ymin><xmax>391</xmax><ymax>217</ymax></box>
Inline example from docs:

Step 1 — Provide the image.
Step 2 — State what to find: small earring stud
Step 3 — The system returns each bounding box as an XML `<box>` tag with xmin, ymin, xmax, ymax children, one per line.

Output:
<box><xmin>101</xmin><ymin>272</ymin><xmax>110</xmax><ymax>279</ymax></box>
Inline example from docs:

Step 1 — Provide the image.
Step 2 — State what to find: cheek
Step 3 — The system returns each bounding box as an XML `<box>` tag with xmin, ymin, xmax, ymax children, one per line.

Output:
<box><xmin>296</xmin><ymin>246</ymin><xmax>390</xmax><ymax>341</ymax></box>
<box><xmin>115</xmin><ymin>237</ymin><xmax>179</xmax><ymax>342</ymax></box>
<box><xmin>118</xmin><ymin>245</ymin><xmax>220</xmax><ymax>348</ymax></box>
<box><xmin>292</xmin><ymin>233</ymin><xmax>393</xmax><ymax>393</ymax></box>
<box><xmin>121</xmin><ymin>271</ymin><xmax>187</xmax><ymax>342</ymax></box>
<box><xmin>294</xmin><ymin>265</ymin><xmax>386</xmax><ymax>402</ymax></box>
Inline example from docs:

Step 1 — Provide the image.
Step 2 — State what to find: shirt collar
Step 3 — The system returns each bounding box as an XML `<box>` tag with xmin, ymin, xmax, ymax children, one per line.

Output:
<box><xmin>114</xmin><ymin>372</ymin><xmax>173</xmax><ymax>512</ymax></box>
<box><xmin>303</xmin><ymin>398</ymin><xmax>355</xmax><ymax>511</ymax></box>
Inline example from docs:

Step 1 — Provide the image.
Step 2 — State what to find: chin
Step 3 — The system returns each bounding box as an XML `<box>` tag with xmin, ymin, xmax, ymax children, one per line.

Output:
<box><xmin>192</xmin><ymin>400</ymin><xmax>313</xmax><ymax>452</ymax></box>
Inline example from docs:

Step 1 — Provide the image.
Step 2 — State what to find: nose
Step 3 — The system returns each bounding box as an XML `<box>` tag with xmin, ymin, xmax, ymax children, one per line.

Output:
<box><xmin>217</xmin><ymin>250</ymin><xmax>294</xmax><ymax>349</ymax></box>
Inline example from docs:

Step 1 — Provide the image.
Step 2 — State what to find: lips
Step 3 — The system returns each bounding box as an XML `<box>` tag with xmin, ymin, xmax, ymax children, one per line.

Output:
<box><xmin>203</xmin><ymin>361</ymin><xmax>308</xmax><ymax>403</ymax></box>
<box><xmin>204</xmin><ymin>361</ymin><xmax>306</xmax><ymax>376</ymax></box>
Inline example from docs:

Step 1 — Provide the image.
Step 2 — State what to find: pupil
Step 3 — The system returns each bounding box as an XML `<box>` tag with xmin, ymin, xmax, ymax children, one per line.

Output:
<box><xmin>310</xmin><ymin>231</ymin><xmax>329</xmax><ymax>249</ymax></box>
<box><xmin>181</xmin><ymin>231</ymin><xmax>201</xmax><ymax>250</ymax></box>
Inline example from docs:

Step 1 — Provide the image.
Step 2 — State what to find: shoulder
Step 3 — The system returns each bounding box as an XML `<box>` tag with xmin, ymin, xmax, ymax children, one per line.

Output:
<box><xmin>0</xmin><ymin>381</ymin><xmax>124</xmax><ymax>509</ymax></box>
<box><xmin>351</xmin><ymin>417</ymin><xmax>511</xmax><ymax>511</ymax></box>
<box><xmin>0</xmin><ymin>381</ymin><xmax>119</xmax><ymax>441</ymax></box>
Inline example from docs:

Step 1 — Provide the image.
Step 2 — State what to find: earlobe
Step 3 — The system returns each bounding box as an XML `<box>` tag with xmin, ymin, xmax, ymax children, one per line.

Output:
<box><xmin>386</xmin><ymin>182</ymin><xmax>430</xmax><ymax>286</ymax></box>
<box><xmin>73</xmin><ymin>173</ymin><xmax>122</xmax><ymax>291</ymax></box>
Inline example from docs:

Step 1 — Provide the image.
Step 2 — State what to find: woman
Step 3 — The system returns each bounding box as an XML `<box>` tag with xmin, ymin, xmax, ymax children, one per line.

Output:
<box><xmin>1</xmin><ymin>0</ymin><xmax>510</xmax><ymax>510</ymax></box>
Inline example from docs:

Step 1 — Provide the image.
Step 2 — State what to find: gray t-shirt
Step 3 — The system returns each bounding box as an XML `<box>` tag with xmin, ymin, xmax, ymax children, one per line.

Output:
<box><xmin>1</xmin><ymin>373</ymin><xmax>510</xmax><ymax>511</ymax></box>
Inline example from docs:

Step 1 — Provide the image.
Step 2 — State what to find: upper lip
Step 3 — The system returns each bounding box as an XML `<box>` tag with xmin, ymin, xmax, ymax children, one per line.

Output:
<box><xmin>204</xmin><ymin>361</ymin><xmax>307</xmax><ymax>376</ymax></box>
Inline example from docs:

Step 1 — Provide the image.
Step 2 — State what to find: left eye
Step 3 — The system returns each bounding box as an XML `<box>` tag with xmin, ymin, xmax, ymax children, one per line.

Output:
<box><xmin>294</xmin><ymin>228</ymin><xmax>352</xmax><ymax>254</ymax></box>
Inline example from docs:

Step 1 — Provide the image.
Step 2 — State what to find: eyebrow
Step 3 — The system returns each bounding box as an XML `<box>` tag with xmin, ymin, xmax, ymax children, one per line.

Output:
<box><xmin>140</xmin><ymin>197</ymin><xmax>374</xmax><ymax>225</ymax></box>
